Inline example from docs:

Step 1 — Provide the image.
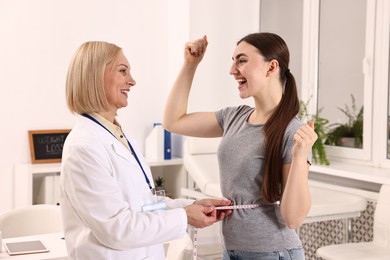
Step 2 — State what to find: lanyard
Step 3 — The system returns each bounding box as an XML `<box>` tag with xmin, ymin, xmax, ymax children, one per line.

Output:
<box><xmin>82</xmin><ymin>114</ymin><xmax>153</xmax><ymax>191</ymax></box>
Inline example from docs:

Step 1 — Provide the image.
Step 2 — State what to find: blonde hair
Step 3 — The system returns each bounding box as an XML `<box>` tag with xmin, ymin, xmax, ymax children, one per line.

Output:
<box><xmin>66</xmin><ymin>41</ymin><xmax>122</xmax><ymax>114</ymax></box>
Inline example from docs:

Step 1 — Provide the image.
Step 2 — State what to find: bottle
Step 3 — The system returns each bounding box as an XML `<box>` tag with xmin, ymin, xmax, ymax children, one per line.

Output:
<box><xmin>145</xmin><ymin>123</ymin><xmax>172</xmax><ymax>161</ymax></box>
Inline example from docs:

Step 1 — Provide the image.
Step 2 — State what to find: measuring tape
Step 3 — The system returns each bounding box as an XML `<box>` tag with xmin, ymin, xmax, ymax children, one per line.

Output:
<box><xmin>191</xmin><ymin>204</ymin><xmax>260</xmax><ymax>260</ymax></box>
<box><xmin>214</xmin><ymin>204</ymin><xmax>260</xmax><ymax>210</ymax></box>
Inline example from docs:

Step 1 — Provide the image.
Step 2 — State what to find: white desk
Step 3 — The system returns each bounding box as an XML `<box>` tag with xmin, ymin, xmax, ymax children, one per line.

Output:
<box><xmin>1</xmin><ymin>233</ymin><xmax>67</xmax><ymax>259</ymax></box>
<box><xmin>184</xmin><ymin>183</ymin><xmax>368</xmax><ymax>225</ymax></box>
<box><xmin>183</xmin><ymin>180</ymin><xmax>368</xmax><ymax>242</ymax></box>
<box><xmin>301</xmin><ymin>185</ymin><xmax>367</xmax><ymax>242</ymax></box>
<box><xmin>306</xmin><ymin>185</ymin><xmax>367</xmax><ymax>223</ymax></box>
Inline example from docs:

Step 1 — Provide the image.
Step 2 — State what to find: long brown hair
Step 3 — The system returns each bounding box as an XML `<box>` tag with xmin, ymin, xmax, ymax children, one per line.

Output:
<box><xmin>238</xmin><ymin>32</ymin><xmax>299</xmax><ymax>203</ymax></box>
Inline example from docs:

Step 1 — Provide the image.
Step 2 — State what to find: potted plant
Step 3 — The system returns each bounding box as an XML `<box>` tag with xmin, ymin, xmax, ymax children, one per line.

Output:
<box><xmin>154</xmin><ymin>176</ymin><xmax>165</xmax><ymax>191</ymax></box>
<box><xmin>326</xmin><ymin>94</ymin><xmax>363</xmax><ymax>148</ymax></box>
<box><xmin>299</xmin><ymin>99</ymin><xmax>330</xmax><ymax>165</ymax></box>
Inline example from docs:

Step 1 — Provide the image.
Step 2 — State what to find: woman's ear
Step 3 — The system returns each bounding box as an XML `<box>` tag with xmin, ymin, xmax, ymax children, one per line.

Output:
<box><xmin>266</xmin><ymin>59</ymin><xmax>279</xmax><ymax>77</ymax></box>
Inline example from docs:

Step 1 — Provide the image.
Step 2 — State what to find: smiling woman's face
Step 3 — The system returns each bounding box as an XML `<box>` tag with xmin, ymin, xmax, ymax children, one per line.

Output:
<box><xmin>103</xmin><ymin>51</ymin><xmax>136</xmax><ymax>113</ymax></box>
<box><xmin>230</xmin><ymin>41</ymin><xmax>270</xmax><ymax>99</ymax></box>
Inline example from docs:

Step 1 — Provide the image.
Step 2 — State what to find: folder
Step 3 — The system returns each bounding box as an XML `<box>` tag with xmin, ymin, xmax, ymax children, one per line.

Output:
<box><xmin>164</xmin><ymin>129</ymin><xmax>171</xmax><ymax>160</ymax></box>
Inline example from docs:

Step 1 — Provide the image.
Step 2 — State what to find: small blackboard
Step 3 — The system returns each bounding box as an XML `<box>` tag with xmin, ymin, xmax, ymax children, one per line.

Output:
<box><xmin>28</xmin><ymin>129</ymin><xmax>70</xmax><ymax>164</ymax></box>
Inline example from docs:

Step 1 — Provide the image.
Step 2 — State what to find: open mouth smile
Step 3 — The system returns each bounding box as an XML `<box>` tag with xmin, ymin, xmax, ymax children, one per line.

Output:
<box><xmin>120</xmin><ymin>89</ymin><xmax>130</xmax><ymax>96</ymax></box>
<box><xmin>237</xmin><ymin>78</ymin><xmax>247</xmax><ymax>88</ymax></box>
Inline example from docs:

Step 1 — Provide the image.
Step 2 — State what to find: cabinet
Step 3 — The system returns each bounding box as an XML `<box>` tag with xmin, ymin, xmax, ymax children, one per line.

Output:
<box><xmin>14</xmin><ymin>158</ymin><xmax>185</xmax><ymax>208</ymax></box>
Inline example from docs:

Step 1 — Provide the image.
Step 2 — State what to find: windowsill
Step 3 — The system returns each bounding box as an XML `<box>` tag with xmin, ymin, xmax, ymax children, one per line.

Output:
<box><xmin>310</xmin><ymin>161</ymin><xmax>390</xmax><ymax>185</ymax></box>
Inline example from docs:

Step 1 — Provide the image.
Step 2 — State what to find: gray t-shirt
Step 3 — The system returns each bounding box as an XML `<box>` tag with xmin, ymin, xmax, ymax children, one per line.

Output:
<box><xmin>215</xmin><ymin>105</ymin><xmax>311</xmax><ymax>252</ymax></box>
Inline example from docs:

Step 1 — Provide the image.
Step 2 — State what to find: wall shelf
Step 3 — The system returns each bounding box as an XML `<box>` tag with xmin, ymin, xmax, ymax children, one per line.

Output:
<box><xmin>14</xmin><ymin>158</ymin><xmax>185</xmax><ymax>208</ymax></box>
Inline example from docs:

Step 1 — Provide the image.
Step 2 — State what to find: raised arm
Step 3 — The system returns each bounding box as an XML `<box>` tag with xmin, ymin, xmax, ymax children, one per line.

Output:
<box><xmin>163</xmin><ymin>36</ymin><xmax>223</xmax><ymax>137</ymax></box>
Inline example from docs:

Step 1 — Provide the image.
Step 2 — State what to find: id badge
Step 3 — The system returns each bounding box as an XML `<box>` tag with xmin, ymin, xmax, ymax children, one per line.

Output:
<box><xmin>142</xmin><ymin>189</ymin><xmax>167</xmax><ymax>212</ymax></box>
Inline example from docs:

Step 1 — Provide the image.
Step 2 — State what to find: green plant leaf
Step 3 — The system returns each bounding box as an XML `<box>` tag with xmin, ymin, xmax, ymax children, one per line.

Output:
<box><xmin>299</xmin><ymin>99</ymin><xmax>330</xmax><ymax>165</ymax></box>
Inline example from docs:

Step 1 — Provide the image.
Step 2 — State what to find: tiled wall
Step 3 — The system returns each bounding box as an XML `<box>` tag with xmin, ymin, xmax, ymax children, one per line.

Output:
<box><xmin>299</xmin><ymin>201</ymin><xmax>376</xmax><ymax>260</ymax></box>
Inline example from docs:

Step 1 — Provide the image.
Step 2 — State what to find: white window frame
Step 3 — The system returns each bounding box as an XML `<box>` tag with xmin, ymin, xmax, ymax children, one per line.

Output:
<box><xmin>301</xmin><ymin>0</ymin><xmax>375</xmax><ymax>163</ymax></box>
<box><xmin>374</xmin><ymin>0</ymin><xmax>390</xmax><ymax>168</ymax></box>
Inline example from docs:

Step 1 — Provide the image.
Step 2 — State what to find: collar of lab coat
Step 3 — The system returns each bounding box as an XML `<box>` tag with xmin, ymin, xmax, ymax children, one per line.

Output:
<box><xmin>77</xmin><ymin>114</ymin><xmax>138</xmax><ymax>164</ymax></box>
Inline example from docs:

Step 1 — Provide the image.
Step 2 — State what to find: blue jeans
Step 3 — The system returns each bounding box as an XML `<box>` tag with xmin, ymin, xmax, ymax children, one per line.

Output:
<box><xmin>222</xmin><ymin>246</ymin><xmax>305</xmax><ymax>260</ymax></box>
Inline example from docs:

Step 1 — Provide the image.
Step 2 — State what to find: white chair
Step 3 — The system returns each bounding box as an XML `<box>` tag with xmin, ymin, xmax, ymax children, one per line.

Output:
<box><xmin>0</xmin><ymin>204</ymin><xmax>63</xmax><ymax>238</ymax></box>
<box><xmin>316</xmin><ymin>184</ymin><xmax>390</xmax><ymax>260</ymax></box>
<box><xmin>181</xmin><ymin>136</ymin><xmax>223</xmax><ymax>199</ymax></box>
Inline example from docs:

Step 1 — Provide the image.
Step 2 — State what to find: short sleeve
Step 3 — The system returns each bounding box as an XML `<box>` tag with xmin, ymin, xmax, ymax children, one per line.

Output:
<box><xmin>282</xmin><ymin>118</ymin><xmax>313</xmax><ymax>165</ymax></box>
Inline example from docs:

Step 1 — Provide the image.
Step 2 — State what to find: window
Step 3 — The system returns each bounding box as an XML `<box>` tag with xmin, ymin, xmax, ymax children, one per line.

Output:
<box><xmin>260</xmin><ymin>0</ymin><xmax>390</xmax><ymax>169</ymax></box>
<box><xmin>301</xmin><ymin>0</ymin><xmax>390</xmax><ymax>168</ymax></box>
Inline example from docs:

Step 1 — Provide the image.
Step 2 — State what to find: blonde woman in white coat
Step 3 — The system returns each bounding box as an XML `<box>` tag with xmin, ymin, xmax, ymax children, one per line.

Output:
<box><xmin>61</xmin><ymin>41</ymin><xmax>231</xmax><ymax>260</ymax></box>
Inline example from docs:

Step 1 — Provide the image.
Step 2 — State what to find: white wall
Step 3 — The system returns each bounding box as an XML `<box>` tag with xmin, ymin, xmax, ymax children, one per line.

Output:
<box><xmin>187</xmin><ymin>0</ymin><xmax>258</xmax><ymax>111</ymax></box>
<box><xmin>259</xmin><ymin>0</ymin><xmax>303</xmax><ymax>96</ymax></box>
<box><xmin>0</xmin><ymin>0</ymin><xmax>259</xmax><ymax>213</ymax></box>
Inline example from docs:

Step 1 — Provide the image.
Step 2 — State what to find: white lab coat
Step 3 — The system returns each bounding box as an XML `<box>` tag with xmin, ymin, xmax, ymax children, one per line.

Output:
<box><xmin>60</xmin><ymin>115</ymin><xmax>192</xmax><ymax>260</ymax></box>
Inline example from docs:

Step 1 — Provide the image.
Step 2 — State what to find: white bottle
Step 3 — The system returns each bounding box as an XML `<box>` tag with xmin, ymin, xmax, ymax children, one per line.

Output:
<box><xmin>145</xmin><ymin>124</ymin><xmax>165</xmax><ymax>161</ymax></box>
